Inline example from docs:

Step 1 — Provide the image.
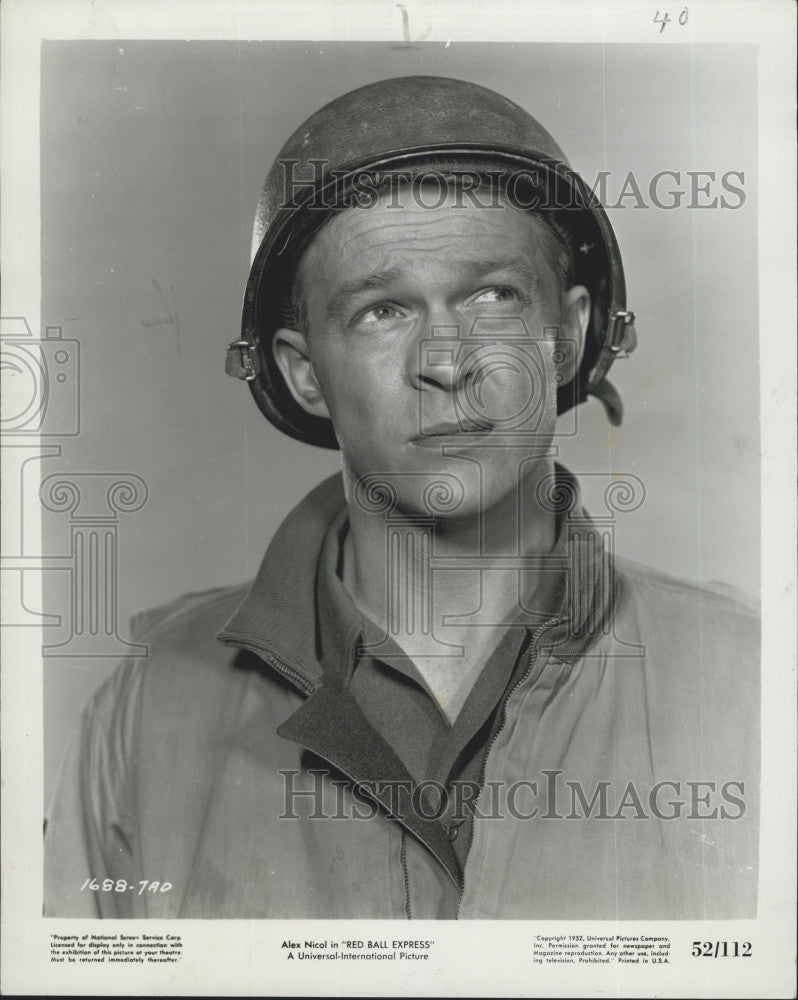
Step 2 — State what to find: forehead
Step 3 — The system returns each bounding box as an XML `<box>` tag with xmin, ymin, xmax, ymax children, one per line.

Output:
<box><xmin>300</xmin><ymin>182</ymin><xmax>551</xmax><ymax>279</ymax></box>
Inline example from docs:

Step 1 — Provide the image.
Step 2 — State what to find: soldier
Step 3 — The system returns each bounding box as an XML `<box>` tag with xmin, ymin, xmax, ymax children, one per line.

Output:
<box><xmin>45</xmin><ymin>76</ymin><xmax>759</xmax><ymax>919</ymax></box>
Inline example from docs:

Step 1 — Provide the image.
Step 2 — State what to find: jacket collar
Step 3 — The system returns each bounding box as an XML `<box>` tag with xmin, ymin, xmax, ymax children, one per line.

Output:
<box><xmin>216</xmin><ymin>473</ymin><xmax>346</xmax><ymax>691</ymax></box>
<box><xmin>217</xmin><ymin>465</ymin><xmax>616</xmax><ymax>688</ymax></box>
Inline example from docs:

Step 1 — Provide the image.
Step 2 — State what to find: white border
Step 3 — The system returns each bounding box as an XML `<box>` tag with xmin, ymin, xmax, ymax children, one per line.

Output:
<box><xmin>1</xmin><ymin>1</ymin><xmax>795</xmax><ymax>996</ymax></box>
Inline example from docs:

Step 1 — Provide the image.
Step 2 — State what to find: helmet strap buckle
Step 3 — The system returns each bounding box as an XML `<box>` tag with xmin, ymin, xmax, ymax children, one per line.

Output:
<box><xmin>585</xmin><ymin>310</ymin><xmax>637</xmax><ymax>399</ymax></box>
<box><xmin>606</xmin><ymin>310</ymin><xmax>637</xmax><ymax>358</ymax></box>
<box><xmin>225</xmin><ymin>340</ymin><xmax>262</xmax><ymax>382</ymax></box>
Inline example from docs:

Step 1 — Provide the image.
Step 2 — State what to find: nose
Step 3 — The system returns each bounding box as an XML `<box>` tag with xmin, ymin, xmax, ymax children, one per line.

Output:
<box><xmin>416</xmin><ymin>330</ymin><xmax>470</xmax><ymax>393</ymax></box>
<box><xmin>412</xmin><ymin>301</ymin><xmax>476</xmax><ymax>394</ymax></box>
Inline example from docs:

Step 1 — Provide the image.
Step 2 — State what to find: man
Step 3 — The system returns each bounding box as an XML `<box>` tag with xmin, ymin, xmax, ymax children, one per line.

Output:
<box><xmin>44</xmin><ymin>75</ymin><xmax>759</xmax><ymax>919</ymax></box>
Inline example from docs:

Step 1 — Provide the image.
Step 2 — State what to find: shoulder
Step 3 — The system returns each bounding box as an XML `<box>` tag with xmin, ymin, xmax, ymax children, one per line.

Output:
<box><xmin>81</xmin><ymin>581</ymin><xmax>303</xmax><ymax>781</ymax></box>
<box><xmin>612</xmin><ymin>556</ymin><xmax>760</xmax><ymax>713</ymax></box>
<box><xmin>614</xmin><ymin>555</ymin><xmax>759</xmax><ymax>631</ymax></box>
<box><xmin>608</xmin><ymin>559</ymin><xmax>759</xmax><ymax>793</ymax></box>
<box><xmin>83</xmin><ymin>582</ymin><xmax>257</xmax><ymax>730</ymax></box>
<box><xmin>130</xmin><ymin>582</ymin><xmax>251</xmax><ymax>645</ymax></box>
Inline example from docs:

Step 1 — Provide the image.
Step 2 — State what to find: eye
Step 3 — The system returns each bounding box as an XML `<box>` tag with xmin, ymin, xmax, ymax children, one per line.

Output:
<box><xmin>470</xmin><ymin>286</ymin><xmax>521</xmax><ymax>305</ymax></box>
<box><xmin>351</xmin><ymin>302</ymin><xmax>406</xmax><ymax>328</ymax></box>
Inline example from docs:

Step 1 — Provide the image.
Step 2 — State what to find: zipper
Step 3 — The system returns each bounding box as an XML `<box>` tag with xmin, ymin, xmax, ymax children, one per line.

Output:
<box><xmin>457</xmin><ymin>612</ymin><xmax>561</xmax><ymax>911</ymax></box>
<box><xmin>261</xmin><ymin>650</ymin><xmax>317</xmax><ymax>695</ymax></box>
<box><xmin>224</xmin><ymin>637</ymin><xmax>318</xmax><ymax>696</ymax></box>
<box><xmin>400</xmin><ymin>829</ymin><xmax>412</xmax><ymax>920</ymax></box>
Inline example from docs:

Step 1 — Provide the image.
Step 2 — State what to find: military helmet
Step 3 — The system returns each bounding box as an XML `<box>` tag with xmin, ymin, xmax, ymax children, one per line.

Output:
<box><xmin>226</xmin><ymin>75</ymin><xmax>637</xmax><ymax>448</ymax></box>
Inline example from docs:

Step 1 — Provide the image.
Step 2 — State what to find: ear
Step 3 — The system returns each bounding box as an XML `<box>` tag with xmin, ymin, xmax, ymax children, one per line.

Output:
<box><xmin>272</xmin><ymin>327</ymin><xmax>331</xmax><ymax>420</ymax></box>
<box><xmin>554</xmin><ymin>285</ymin><xmax>590</xmax><ymax>386</ymax></box>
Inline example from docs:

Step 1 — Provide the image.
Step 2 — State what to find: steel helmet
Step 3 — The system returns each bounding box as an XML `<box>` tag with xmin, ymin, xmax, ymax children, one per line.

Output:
<box><xmin>226</xmin><ymin>75</ymin><xmax>637</xmax><ymax>448</ymax></box>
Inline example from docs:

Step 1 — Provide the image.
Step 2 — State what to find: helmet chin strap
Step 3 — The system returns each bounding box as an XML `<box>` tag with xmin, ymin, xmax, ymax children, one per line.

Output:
<box><xmin>588</xmin><ymin>378</ymin><xmax>625</xmax><ymax>427</ymax></box>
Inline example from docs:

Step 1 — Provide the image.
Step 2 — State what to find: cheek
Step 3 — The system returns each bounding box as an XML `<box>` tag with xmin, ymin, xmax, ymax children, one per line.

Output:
<box><xmin>473</xmin><ymin>340</ymin><xmax>557</xmax><ymax>425</ymax></box>
<box><xmin>527</xmin><ymin>334</ymin><xmax>560</xmax><ymax>408</ymax></box>
<box><xmin>310</xmin><ymin>339</ymin><xmax>408</xmax><ymax>436</ymax></box>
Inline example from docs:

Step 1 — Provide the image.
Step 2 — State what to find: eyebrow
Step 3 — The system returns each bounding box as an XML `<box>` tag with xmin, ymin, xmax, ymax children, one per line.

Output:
<box><xmin>466</xmin><ymin>257</ymin><xmax>537</xmax><ymax>282</ymax></box>
<box><xmin>325</xmin><ymin>268</ymin><xmax>404</xmax><ymax>321</ymax></box>
<box><xmin>324</xmin><ymin>257</ymin><xmax>539</xmax><ymax>322</ymax></box>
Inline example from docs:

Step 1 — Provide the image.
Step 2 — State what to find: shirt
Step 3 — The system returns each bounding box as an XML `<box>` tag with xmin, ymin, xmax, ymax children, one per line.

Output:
<box><xmin>316</xmin><ymin>508</ymin><xmax>537</xmax><ymax>867</ymax></box>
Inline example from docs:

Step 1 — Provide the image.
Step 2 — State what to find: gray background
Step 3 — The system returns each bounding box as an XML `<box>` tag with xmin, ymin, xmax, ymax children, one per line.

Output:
<box><xmin>41</xmin><ymin>40</ymin><xmax>759</xmax><ymax>800</ymax></box>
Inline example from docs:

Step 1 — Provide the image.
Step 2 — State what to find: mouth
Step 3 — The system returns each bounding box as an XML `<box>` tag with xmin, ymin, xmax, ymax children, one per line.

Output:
<box><xmin>411</xmin><ymin>418</ymin><xmax>495</xmax><ymax>446</ymax></box>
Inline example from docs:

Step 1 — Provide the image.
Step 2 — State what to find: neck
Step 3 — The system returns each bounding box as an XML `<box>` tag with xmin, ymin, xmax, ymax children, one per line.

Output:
<box><xmin>341</xmin><ymin>455</ymin><xmax>558</xmax><ymax>641</ymax></box>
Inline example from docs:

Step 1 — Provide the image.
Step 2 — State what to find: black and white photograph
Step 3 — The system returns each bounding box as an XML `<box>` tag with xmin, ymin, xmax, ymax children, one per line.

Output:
<box><xmin>1</xmin><ymin>1</ymin><xmax>795</xmax><ymax>996</ymax></box>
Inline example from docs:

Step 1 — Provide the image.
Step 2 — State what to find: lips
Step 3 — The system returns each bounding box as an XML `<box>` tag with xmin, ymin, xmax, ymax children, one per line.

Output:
<box><xmin>412</xmin><ymin>417</ymin><xmax>494</xmax><ymax>441</ymax></box>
